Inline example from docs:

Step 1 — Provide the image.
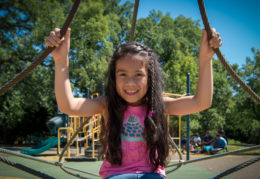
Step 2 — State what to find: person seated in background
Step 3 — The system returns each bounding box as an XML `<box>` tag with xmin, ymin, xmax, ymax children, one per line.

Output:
<box><xmin>210</xmin><ymin>133</ymin><xmax>227</xmax><ymax>154</ymax></box>
<box><xmin>180</xmin><ymin>138</ymin><xmax>187</xmax><ymax>153</ymax></box>
<box><xmin>191</xmin><ymin>132</ymin><xmax>201</xmax><ymax>148</ymax></box>
<box><xmin>202</xmin><ymin>131</ymin><xmax>214</xmax><ymax>146</ymax></box>
<box><xmin>182</xmin><ymin>140</ymin><xmax>199</xmax><ymax>154</ymax></box>
<box><xmin>218</xmin><ymin>130</ymin><xmax>228</xmax><ymax>144</ymax></box>
<box><xmin>200</xmin><ymin>133</ymin><xmax>227</xmax><ymax>154</ymax></box>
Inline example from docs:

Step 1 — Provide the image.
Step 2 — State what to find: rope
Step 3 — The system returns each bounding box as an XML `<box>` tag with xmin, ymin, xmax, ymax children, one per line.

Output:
<box><xmin>197</xmin><ymin>0</ymin><xmax>260</xmax><ymax>104</ymax></box>
<box><xmin>212</xmin><ymin>156</ymin><xmax>260</xmax><ymax>179</ymax></box>
<box><xmin>59</xmin><ymin>165</ymin><xmax>92</xmax><ymax>179</ymax></box>
<box><xmin>166</xmin><ymin>144</ymin><xmax>260</xmax><ymax>168</ymax></box>
<box><xmin>166</xmin><ymin>135</ymin><xmax>184</xmax><ymax>174</ymax></box>
<box><xmin>56</xmin><ymin>116</ymin><xmax>99</xmax><ymax>179</ymax></box>
<box><xmin>130</xmin><ymin>0</ymin><xmax>140</xmax><ymax>41</ymax></box>
<box><xmin>0</xmin><ymin>148</ymin><xmax>99</xmax><ymax>177</ymax></box>
<box><xmin>0</xmin><ymin>155</ymin><xmax>55</xmax><ymax>179</ymax></box>
<box><xmin>0</xmin><ymin>0</ymin><xmax>81</xmax><ymax>96</ymax></box>
<box><xmin>58</xmin><ymin>117</ymin><xmax>91</xmax><ymax>163</ymax></box>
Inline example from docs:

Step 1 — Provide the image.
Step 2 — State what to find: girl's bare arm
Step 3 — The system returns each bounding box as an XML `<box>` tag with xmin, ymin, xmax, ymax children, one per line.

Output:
<box><xmin>46</xmin><ymin>28</ymin><xmax>106</xmax><ymax>116</ymax></box>
<box><xmin>164</xmin><ymin>29</ymin><xmax>222</xmax><ymax>115</ymax></box>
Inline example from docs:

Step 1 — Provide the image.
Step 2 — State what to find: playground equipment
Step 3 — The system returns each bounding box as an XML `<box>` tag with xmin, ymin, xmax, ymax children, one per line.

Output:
<box><xmin>46</xmin><ymin>112</ymin><xmax>68</xmax><ymax>135</ymax></box>
<box><xmin>20</xmin><ymin>112</ymin><xmax>68</xmax><ymax>155</ymax></box>
<box><xmin>20</xmin><ymin>90</ymin><xmax>102</xmax><ymax>159</ymax></box>
<box><xmin>57</xmin><ymin>93</ymin><xmax>102</xmax><ymax>160</ymax></box>
<box><xmin>57</xmin><ymin>114</ymin><xmax>102</xmax><ymax>159</ymax></box>
<box><xmin>20</xmin><ymin>136</ymin><xmax>66</xmax><ymax>155</ymax></box>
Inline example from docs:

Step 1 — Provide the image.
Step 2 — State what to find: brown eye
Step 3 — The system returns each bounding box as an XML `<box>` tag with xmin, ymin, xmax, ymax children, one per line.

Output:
<box><xmin>119</xmin><ymin>73</ymin><xmax>126</xmax><ymax>76</ymax></box>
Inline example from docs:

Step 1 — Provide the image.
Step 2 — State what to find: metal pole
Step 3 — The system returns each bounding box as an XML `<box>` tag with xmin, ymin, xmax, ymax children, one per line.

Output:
<box><xmin>86</xmin><ymin>88</ymin><xmax>90</xmax><ymax>99</ymax></box>
<box><xmin>101</xmin><ymin>83</ymin><xmax>105</xmax><ymax>96</ymax></box>
<box><xmin>186</xmin><ymin>73</ymin><xmax>190</xmax><ymax>160</ymax></box>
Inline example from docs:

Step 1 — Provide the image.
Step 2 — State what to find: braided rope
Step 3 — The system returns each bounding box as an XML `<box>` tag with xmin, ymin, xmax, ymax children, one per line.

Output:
<box><xmin>0</xmin><ymin>0</ymin><xmax>81</xmax><ymax>96</ymax></box>
<box><xmin>0</xmin><ymin>147</ymin><xmax>99</xmax><ymax>177</ymax></box>
<box><xmin>165</xmin><ymin>134</ymin><xmax>184</xmax><ymax>174</ymax></box>
<box><xmin>212</xmin><ymin>156</ymin><xmax>260</xmax><ymax>179</ymax></box>
<box><xmin>60</xmin><ymin>165</ymin><xmax>92</xmax><ymax>179</ymax></box>
<box><xmin>0</xmin><ymin>155</ymin><xmax>55</xmax><ymax>179</ymax></box>
<box><xmin>197</xmin><ymin>0</ymin><xmax>260</xmax><ymax>104</ymax></box>
<box><xmin>0</xmin><ymin>148</ymin><xmax>56</xmax><ymax>165</ymax></box>
<box><xmin>56</xmin><ymin>116</ymin><xmax>99</xmax><ymax>178</ymax></box>
<box><xmin>130</xmin><ymin>0</ymin><xmax>140</xmax><ymax>42</ymax></box>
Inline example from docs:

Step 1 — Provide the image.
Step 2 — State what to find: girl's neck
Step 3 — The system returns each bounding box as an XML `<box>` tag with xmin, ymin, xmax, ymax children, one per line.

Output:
<box><xmin>127</xmin><ymin>104</ymin><xmax>147</xmax><ymax>111</ymax></box>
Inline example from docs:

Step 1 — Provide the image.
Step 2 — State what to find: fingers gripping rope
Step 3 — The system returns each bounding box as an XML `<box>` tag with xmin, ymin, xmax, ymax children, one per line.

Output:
<box><xmin>0</xmin><ymin>0</ymin><xmax>81</xmax><ymax>96</ymax></box>
<box><xmin>198</xmin><ymin>0</ymin><xmax>260</xmax><ymax>104</ymax></box>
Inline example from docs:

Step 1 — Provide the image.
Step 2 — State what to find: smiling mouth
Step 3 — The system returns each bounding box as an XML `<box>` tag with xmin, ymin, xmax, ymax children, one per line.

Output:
<box><xmin>124</xmin><ymin>90</ymin><xmax>138</xmax><ymax>96</ymax></box>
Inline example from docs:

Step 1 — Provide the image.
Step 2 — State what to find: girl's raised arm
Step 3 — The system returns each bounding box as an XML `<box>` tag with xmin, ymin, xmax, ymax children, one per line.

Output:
<box><xmin>45</xmin><ymin>28</ymin><xmax>106</xmax><ymax>116</ymax></box>
<box><xmin>164</xmin><ymin>29</ymin><xmax>222</xmax><ymax>116</ymax></box>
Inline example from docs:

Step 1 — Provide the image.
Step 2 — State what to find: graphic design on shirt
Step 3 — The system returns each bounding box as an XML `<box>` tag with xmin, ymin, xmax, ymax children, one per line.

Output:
<box><xmin>121</xmin><ymin>115</ymin><xmax>144</xmax><ymax>142</ymax></box>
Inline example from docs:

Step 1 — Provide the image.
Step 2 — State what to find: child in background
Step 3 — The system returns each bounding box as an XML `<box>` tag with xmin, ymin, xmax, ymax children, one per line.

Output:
<box><xmin>202</xmin><ymin>131</ymin><xmax>214</xmax><ymax>146</ymax></box>
<box><xmin>192</xmin><ymin>132</ymin><xmax>202</xmax><ymax>148</ymax></box>
<box><xmin>45</xmin><ymin>27</ymin><xmax>222</xmax><ymax>178</ymax></box>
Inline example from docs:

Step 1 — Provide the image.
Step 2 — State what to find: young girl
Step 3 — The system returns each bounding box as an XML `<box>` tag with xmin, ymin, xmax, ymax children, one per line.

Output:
<box><xmin>45</xmin><ymin>27</ymin><xmax>222</xmax><ymax>179</ymax></box>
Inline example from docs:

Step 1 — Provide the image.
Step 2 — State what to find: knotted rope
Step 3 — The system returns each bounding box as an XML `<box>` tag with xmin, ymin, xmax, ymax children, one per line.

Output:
<box><xmin>0</xmin><ymin>155</ymin><xmax>55</xmax><ymax>179</ymax></box>
<box><xmin>130</xmin><ymin>0</ymin><xmax>140</xmax><ymax>41</ymax></box>
<box><xmin>198</xmin><ymin>0</ymin><xmax>260</xmax><ymax>103</ymax></box>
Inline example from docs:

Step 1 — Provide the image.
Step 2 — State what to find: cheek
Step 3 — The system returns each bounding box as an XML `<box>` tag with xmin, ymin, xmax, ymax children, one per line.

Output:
<box><xmin>115</xmin><ymin>78</ymin><xmax>123</xmax><ymax>94</ymax></box>
<box><xmin>140</xmin><ymin>78</ymin><xmax>148</xmax><ymax>91</ymax></box>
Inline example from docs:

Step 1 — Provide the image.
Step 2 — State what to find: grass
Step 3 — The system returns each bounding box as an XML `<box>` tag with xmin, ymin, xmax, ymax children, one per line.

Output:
<box><xmin>226</xmin><ymin>139</ymin><xmax>260</xmax><ymax>155</ymax></box>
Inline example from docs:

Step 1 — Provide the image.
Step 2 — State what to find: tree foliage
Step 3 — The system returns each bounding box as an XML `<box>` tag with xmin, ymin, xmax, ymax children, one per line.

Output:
<box><xmin>225</xmin><ymin>48</ymin><xmax>260</xmax><ymax>144</ymax></box>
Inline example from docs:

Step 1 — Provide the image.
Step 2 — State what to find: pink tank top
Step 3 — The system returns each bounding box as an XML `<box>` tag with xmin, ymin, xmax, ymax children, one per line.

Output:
<box><xmin>99</xmin><ymin>105</ymin><xmax>166</xmax><ymax>178</ymax></box>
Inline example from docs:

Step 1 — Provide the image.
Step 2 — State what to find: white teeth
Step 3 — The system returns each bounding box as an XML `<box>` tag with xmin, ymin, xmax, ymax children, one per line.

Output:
<box><xmin>125</xmin><ymin>90</ymin><xmax>137</xmax><ymax>93</ymax></box>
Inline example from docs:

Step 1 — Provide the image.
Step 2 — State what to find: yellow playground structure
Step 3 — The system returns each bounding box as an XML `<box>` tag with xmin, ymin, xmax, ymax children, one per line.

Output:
<box><xmin>56</xmin><ymin>92</ymin><xmax>185</xmax><ymax>160</ymax></box>
<box><xmin>57</xmin><ymin>93</ymin><xmax>102</xmax><ymax>160</ymax></box>
<box><xmin>163</xmin><ymin>92</ymin><xmax>186</xmax><ymax>148</ymax></box>
<box><xmin>57</xmin><ymin>114</ymin><xmax>102</xmax><ymax>158</ymax></box>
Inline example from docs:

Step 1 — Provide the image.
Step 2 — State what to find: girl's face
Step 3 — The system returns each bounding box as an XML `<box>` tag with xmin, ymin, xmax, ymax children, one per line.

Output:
<box><xmin>115</xmin><ymin>54</ymin><xmax>148</xmax><ymax>106</ymax></box>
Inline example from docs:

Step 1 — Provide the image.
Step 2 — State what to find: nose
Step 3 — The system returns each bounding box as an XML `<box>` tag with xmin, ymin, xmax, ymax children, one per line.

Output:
<box><xmin>125</xmin><ymin>76</ymin><xmax>136</xmax><ymax>86</ymax></box>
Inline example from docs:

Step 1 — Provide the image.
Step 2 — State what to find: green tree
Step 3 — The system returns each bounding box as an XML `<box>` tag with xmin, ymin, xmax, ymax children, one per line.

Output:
<box><xmin>225</xmin><ymin>48</ymin><xmax>260</xmax><ymax>144</ymax></box>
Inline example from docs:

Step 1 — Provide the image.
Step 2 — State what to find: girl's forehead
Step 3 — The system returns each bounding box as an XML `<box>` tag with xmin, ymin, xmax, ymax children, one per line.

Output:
<box><xmin>116</xmin><ymin>54</ymin><xmax>148</xmax><ymax>69</ymax></box>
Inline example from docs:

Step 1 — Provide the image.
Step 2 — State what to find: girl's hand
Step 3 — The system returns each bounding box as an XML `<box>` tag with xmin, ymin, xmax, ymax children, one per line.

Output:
<box><xmin>45</xmin><ymin>27</ymin><xmax>71</xmax><ymax>63</ymax></box>
<box><xmin>199</xmin><ymin>28</ymin><xmax>222</xmax><ymax>60</ymax></box>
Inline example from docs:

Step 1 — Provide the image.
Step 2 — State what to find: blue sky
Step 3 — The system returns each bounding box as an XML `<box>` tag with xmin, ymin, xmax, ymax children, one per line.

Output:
<box><xmin>126</xmin><ymin>0</ymin><xmax>260</xmax><ymax>67</ymax></box>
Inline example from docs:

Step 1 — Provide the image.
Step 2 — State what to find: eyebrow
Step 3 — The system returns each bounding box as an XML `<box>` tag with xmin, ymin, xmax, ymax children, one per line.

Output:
<box><xmin>116</xmin><ymin>69</ymin><xmax>145</xmax><ymax>73</ymax></box>
<box><xmin>116</xmin><ymin>69</ymin><xmax>126</xmax><ymax>73</ymax></box>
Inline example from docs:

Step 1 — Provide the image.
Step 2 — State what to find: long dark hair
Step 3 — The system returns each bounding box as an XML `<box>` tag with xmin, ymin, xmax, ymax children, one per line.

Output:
<box><xmin>100</xmin><ymin>42</ymin><xmax>169</xmax><ymax>170</ymax></box>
